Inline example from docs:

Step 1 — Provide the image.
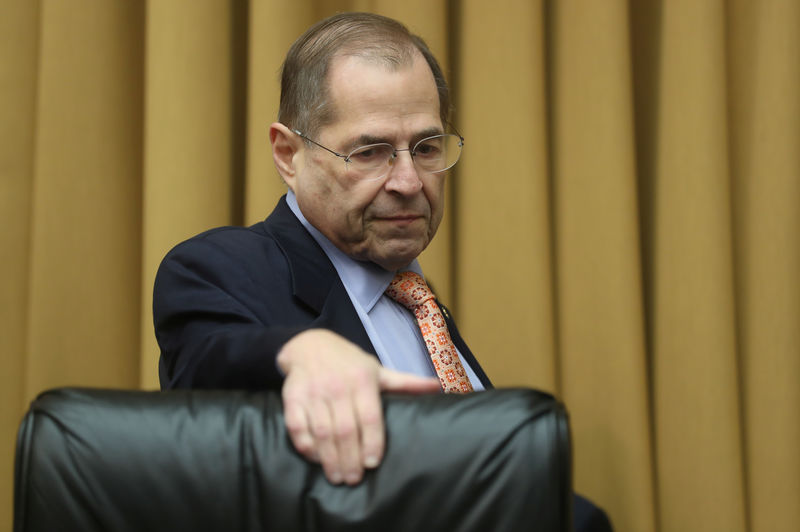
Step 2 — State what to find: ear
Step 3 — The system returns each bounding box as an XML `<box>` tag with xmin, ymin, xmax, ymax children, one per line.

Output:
<box><xmin>269</xmin><ymin>122</ymin><xmax>303</xmax><ymax>189</ymax></box>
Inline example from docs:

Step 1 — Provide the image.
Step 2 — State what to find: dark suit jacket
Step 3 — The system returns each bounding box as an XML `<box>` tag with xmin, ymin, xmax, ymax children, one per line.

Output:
<box><xmin>153</xmin><ymin>195</ymin><xmax>610</xmax><ymax>531</ymax></box>
<box><xmin>154</xmin><ymin>195</ymin><xmax>492</xmax><ymax>391</ymax></box>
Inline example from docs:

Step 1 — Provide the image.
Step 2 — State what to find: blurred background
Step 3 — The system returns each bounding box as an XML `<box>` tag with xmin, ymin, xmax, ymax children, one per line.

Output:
<box><xmin>2</xmin><ymin>1</ymin><xmax>798</xmax><ymax>530</ymax></box>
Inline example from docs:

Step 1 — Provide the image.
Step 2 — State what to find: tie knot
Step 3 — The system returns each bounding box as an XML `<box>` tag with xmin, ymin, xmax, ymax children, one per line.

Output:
<box><xmin>385</xmin><ymin>271</ymin><xmax>435</xmax><ymax>310</ymax></box>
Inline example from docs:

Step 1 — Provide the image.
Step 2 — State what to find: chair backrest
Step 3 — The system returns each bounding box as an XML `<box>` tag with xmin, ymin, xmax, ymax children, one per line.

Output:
<box><xmin>14</xmin><ymin>387</ymin><xmax>572</xmax><ymax>532</ymax></box>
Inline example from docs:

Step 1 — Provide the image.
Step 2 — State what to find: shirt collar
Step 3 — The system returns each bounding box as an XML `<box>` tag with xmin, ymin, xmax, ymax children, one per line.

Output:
<box><xmin>286</xmin><ymin>190</ymin><xmax>423</xmax><ymax>312</ymax></box>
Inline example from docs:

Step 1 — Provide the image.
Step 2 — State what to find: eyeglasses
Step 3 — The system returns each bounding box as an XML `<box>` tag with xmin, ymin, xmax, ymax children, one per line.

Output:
<box><xmin>293</xmin><ymin>129</ymin><xmax>464</xmax><ymax>181</ymax></box>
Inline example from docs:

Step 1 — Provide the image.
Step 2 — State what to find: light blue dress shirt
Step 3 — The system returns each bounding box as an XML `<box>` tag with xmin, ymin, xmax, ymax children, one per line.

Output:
<box><xmin>286</xmin><ymin>191</ymin><xmax>483</xmax><ymax>390</ymax></box>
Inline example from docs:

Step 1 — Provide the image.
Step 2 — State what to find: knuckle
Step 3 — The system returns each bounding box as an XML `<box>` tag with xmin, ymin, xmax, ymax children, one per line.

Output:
<box><xmin>359</xmin><ymin>408</ymin><xmax>382</xmax><ymax>427</ymax></box>
<box><xmin>351</xmin><ymin>365</ymin><xmax>376</xmax><ymax>387</ymax></box>
<box><xmin>334</xmin><ymin>421</ymin><xmax>356</xmax><ymax>440</ymax></box>
<box><xmin>323</xmin><ymin>380</ymin><xmax>347</xmax><ymax>400</ymax></box>
<box><xmin>285</xmin><ymin>417</ymin><xmax>306</xmax><ymax>436</ymax></box>
<box><xmin>292</xmin><ymin>436</ymin><xmax>314</xmax><ymax>455</ymax></box>
<box><xmin>282</xmin><ymin>387</ymin><xmax>305</xmax><ymax>403</ymax></box>
<box><xmin>283</xmin><ymin>409</ymin><xmax>307</xmax><ymax>435</ymax></box>
<box><xmin>282</xmin><ymin>378</ymin><xmax>310</xmax><ymax>403</ymax></box>
<box><xmin>312</xmin><ymin>422</ymin><xmax>333</xmax><ymax>441</ymax></box>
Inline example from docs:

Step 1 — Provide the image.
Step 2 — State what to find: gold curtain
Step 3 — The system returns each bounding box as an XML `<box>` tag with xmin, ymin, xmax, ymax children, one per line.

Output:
<box><xmin>2</xmin><ymin>1</ymin><xmax>798</xmax><ymax>531</ymax></box>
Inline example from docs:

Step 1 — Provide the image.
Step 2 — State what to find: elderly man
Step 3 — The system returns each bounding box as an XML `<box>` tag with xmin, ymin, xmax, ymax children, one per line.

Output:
<box><xmin>154</xmin><ymin>12</ymin><xmax>610</xmax><ymax>531</ymax></box>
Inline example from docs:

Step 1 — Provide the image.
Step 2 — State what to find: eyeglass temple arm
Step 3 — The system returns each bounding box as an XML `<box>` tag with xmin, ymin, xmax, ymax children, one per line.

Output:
<box><xmin>292</xmin><ymin>129</ymin><xmax>348</xmax><ymax>159</ymax></box>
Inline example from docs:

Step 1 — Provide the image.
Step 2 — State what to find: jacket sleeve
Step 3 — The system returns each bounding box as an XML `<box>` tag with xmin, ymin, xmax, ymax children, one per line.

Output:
<box><xmin>153</xmin><ymin>230</ymin><xmax>308</xmax><ymax>391</ymax></box>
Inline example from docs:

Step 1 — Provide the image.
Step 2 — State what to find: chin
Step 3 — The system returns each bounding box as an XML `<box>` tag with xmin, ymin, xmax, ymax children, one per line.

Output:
<box><xmin>374</xmin><ymin>243</ymin><xmax>427</xmax><ymax>271</ymax></box>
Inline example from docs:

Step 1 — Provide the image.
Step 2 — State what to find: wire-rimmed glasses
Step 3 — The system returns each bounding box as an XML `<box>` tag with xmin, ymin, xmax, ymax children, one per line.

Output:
<box><xmin>293</xmin><ymin>129</ymin><xmax>464</xmax><ymax>181</ymax></box>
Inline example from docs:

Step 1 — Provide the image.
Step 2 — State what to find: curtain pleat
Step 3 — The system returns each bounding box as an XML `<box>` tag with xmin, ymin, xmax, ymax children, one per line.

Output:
<box><xmin>549</xmin><ymin>2</ymin><xmax>656</xmax><ymax>530</ymax></box>
<box><xmin>23</xmin><ymin>1</ymin><xmax>144</xmax><ymax>392</ymax></box>
<box><xmin>729</xmin><ymin>1</ymin><xmax>800</xmax><ymax>530</ymax></box>
<box><xmin>3</xmin><ymin>1</ymin><xmax>798</xmax><ymax>530</ymax></box>
<box><xmin>651</xmin><ymin>1</ymin><xmax>746</xmax><ymax>530</ymax></box>
<box><xmin>457</xmin><ymin>1</ymin><xmax>558</xmax><ymax>392</ymax></box>
<box><xmin>1</xmin><ymin>1</ymin><xmax>40</xmax><ymax>527</ymax></box>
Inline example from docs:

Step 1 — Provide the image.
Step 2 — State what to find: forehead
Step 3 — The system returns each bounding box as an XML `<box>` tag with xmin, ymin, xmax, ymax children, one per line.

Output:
<box><xmin>323</xmin><ymin>52</ymin><xmax>442</xmax><ymax>141</ymax></box>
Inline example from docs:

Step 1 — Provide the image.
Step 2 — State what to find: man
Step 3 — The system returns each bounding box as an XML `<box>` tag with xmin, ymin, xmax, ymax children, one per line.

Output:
<box><xmin>154</xmin><ymin>12</ymin><xmax>610</xmax><ymax>531</ymax></box>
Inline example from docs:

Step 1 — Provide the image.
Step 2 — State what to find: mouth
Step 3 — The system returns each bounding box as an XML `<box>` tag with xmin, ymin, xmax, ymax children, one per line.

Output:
<box><xmin>375</xmin><ymin>214</ymin><xmax>423</xmax><ymax>226</ymax></box>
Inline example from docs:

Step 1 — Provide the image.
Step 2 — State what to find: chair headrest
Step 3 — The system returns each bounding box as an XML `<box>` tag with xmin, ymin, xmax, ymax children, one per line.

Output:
<box><xmin>15</xmin><ymin>388</ymin><xmax>571</xmax><ymax>532</ymax></box>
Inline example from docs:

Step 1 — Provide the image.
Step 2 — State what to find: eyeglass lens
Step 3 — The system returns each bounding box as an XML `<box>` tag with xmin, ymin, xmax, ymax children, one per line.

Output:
<box><xmin>346</xmin><ymin>134</ymin><xmax>462</xmax><ymax>179</ymax></box>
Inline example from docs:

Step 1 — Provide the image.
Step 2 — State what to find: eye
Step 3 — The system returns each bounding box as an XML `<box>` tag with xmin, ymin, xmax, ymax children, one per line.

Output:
<box><xmin>348</xmin><ymin>144</ymin><xmax>393</xmax><ymax>164</ymax></box>
<box><xmin>414</xmin><ymin>137</ymin><xmax>444</xmax><ymax>158</ymax></box>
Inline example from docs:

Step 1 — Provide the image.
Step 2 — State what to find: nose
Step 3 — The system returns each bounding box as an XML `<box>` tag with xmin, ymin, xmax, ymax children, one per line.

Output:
<box><xmin>384</xmin><ymin>149</ymin><xmax>423</xmax><ymax>194</ymax></box>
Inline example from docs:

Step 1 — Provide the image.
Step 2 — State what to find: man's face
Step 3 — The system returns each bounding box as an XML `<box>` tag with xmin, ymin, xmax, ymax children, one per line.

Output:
<box><xmin>289</xmin><ymin>52</ymin><xmax>446</xmax><ymax>271</ymax></box>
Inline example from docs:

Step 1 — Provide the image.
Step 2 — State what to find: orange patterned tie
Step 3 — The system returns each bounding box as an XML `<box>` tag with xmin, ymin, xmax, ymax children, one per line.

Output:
<box><xmin>385</xmin><ymin>271</ymin><xmax>473</xmax><ymax>393</ymax></box>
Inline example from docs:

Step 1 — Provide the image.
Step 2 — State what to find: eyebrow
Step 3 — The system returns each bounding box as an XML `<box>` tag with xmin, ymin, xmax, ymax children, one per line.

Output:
<box><xmin>346</xmin><ymin>126</ymin><xmax>444</xmax><ymax>150</ymax></box>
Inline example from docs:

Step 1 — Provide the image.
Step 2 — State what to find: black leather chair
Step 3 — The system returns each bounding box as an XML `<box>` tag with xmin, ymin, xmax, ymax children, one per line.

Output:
<box><xmin>14</xmin><ymin>388</ymin><xmax>573</xmax><ymax>531</ymax></box>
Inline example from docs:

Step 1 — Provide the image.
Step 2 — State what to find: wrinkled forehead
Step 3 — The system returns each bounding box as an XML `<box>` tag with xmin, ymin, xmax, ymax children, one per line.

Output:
<box><xmin>322</xmin><ymin>50</ymin><xmax>439</xmax><ymax>127</ymax></box>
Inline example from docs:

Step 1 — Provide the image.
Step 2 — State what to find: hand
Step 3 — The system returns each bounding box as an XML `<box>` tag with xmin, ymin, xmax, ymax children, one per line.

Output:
<box><xmin>277</xmin><ymin>329</ymin><xmax>440</xmax><ymax>485</ymax></box>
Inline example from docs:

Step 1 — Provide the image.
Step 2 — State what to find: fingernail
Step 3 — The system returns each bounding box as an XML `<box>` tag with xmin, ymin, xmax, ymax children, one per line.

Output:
<box><xmin>363</xmin><ymin>455</ymin><xmax>379</xmax><ymax>468</ymax></box>
<box><xmin>346</xmin><ymin>472</ymin><xmax>361</xmax><ymax>485</ymax></box>
<box><xmin>329</xmin><ymin>471</ymin><xmax>343</xmax><ymax>484</ymax></box>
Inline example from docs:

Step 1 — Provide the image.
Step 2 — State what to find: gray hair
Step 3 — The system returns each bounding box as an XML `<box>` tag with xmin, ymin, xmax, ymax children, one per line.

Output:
<box><xmin>278</xmin><ymin>12</ymin><xmax>451</xmax><ymax>137</ymax></box>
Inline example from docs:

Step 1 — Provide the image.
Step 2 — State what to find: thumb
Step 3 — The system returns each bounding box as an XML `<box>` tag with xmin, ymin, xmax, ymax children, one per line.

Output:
<box><xmin>378</xmin><ymin>368</ymin><xmax>441</xmax><ymax>394</ymax></box>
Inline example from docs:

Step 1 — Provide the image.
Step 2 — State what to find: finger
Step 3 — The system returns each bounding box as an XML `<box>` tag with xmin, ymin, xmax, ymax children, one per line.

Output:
<box><xmin>282</xmin><ymin>386</ymin><xmax>317</xmax><ymax>461</ymax></box>
<box><xmin>308</xmin><ymin>398</ymin><xmax>342</xmax><ymax>484</ymax></box>
<box><xmin>378</xmin><ymin>368</ymin><xmax>442</xmax><ymax>394</ymax></box>
<box><xmin>329</xmin><ymin>391</ymin><xmax>363</xmax><ymax>485</ymax></box>
<box><xmin>352</xmin><ymin>381</ymin><xmax>385</xmax><ymax>471</ymax></box>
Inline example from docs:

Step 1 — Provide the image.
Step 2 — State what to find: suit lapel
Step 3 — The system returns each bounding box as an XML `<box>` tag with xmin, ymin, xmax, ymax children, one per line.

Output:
<box><xmin>313</xmin><ymin>281</ymin><xmax>376</xmax><ymax>355</ymax></box>
<box><xmin>261</xmin><ymin>196</ymin><xmax>376</xmax><ymax>355</ymax></box>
